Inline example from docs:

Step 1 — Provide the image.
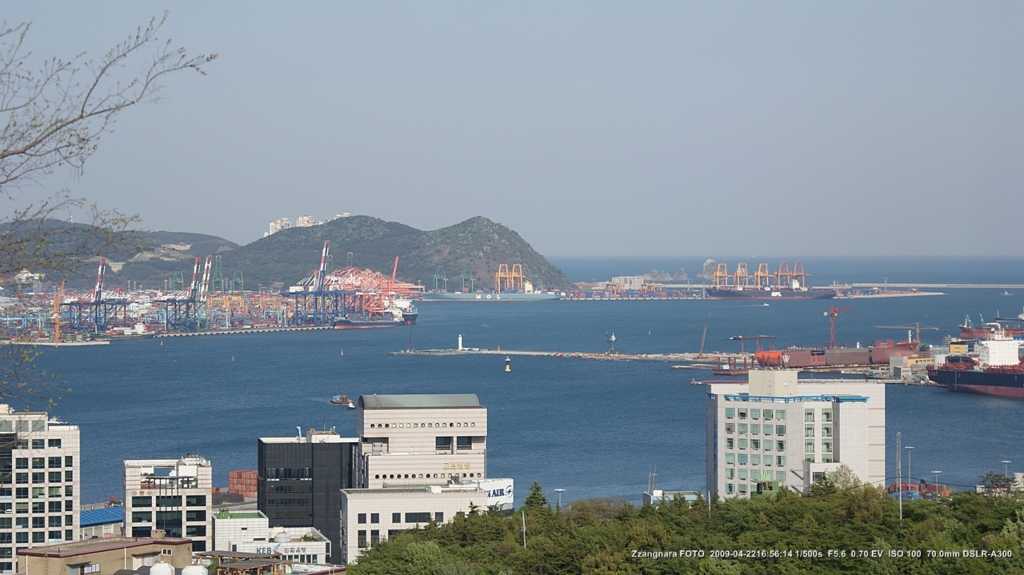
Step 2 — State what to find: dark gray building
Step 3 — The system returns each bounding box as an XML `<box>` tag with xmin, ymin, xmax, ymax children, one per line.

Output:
<box><xmin>257</xmin><ymin>429</ymin><xmax>357</xmax><ymax>564</ymax></box>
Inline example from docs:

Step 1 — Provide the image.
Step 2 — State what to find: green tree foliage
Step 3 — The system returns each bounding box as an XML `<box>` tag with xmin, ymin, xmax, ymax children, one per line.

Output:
<box><xmin>348</xmin><ymin>484</ymin><xmax>1024</xmax><ymax>575</ymax></box>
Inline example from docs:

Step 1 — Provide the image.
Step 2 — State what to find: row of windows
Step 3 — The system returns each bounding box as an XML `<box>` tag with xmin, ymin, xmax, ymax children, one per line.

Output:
<box><xmin>9</xmin><ymin>471</ymin><xmax>72</xmax><ymax>484</ymax></box>
<box><xmin>0</xmin><ymin>500</ymin><xmax>73</xmax><ymax>514</ymax></box>
<box><xmin>724</xmin><ymin>454</ymin><xmax>786</xmax><ymax>467</ymax></box>
<box><xmin>129</xmin><ymin>526</ymin><xmax>207</xmax><ymax>538</ymax></box>
<box><xmin>368</xmin><ymin>422</ymin><xmax>476</xmax><ymax>430</ymax></box>
<box><xmin>0</xmin><ymin>514</ymin><xmax>73</xmax><ymax>530</ymax></box>
<box><xmin>435</xmin><ymin>437</ymin><xmax>473</xmax><ymax>450</ymax></box>
<box><xmin>131</xmin><ymin>510</ymin><xmax>206</xmax><ymax>522</ymax></box>
<box><xmin>804</xmin><ymin>409</ymin><xmax>833</xmax><ymax>423</ymax></box>
<box><xmin>725</xmin><ymin>439</ymin><xmax>785</xmax><ymax>451</ymax></box>
<box><xmin>804</xmin><ymin>425</ymin><xmax>833</xmax><ymax>438</ymax></box>
<box><xmin>0</xmin><ymin>529</ymin><xmax>72</xmax><ymax>544</ymax></box>
<box><xmin>726</xmin><ymin>469</ymin><xmax>788</xmax><ymax>482</ymax></box>
<box><xmin>724</xmin><ymin>424</ymin><xmax>786</xmax><ymax>436</ymax></box>
<box><xmin>725</xmin><ymin>480</ymin><xmax>784</xmax><ymax>495</ymax></box>
<box><xmin>724</xmin><ymin>408</ymin><xmax>786</xmax><ymax>421</ymax></box>
<box><xmin>265</xmin><ymin>497</ymin><xmax>311</xmax><ymax>507</ymax></box>
<box><xmin>264</xmin><ymin>468</ymin><xmax>310</xmax><ymax>480</ymax></box>
<box><xmin>804</xmin><ymin>455</ymin><xmax>835</xmax><ymax>464</ymax></box>
<box><xmin>357</xmin><ymin>511</ymin><xmax>444</xmax><ymax>525</ymax></box>
<box><xmin>373</xmin><ymin>472</ymin><xmax>482</xmax><ymax>480</ymax></box>
<box><xmin>130</xmin><ymin>495</ymin><xmax>206</xmax><ymax>508</ymax></box>
<box><xmin>804</xmin><ymin>441</ymin><xmax>834</xmax><ymax>453</ymax></box>
<box><xmin>283</xmin><ymin>554</ymin><xmax>318</xmax><ymax>563</ymax></box>
<box><xmin>0</xmin><ymin>485</ymin><xmax>74</xmax><ymax>499</ymax></box>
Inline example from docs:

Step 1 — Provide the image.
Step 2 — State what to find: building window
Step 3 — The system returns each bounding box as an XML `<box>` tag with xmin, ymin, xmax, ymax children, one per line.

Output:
<box><xmin>805</xmin><ymin>454</ymin><xmax>815</xmax><ymax>463</ymax></box>
<box><xmin>738</xmin><ymin>439</ymin><xmax>747</xmax><ymax>450</ymax></box>
<box><xmin>186</xmin><ymin>495</ymin><xmax>206</xmax><ymax>507</ymax></box>
<box><xmin>405</xmin><ymin>512</ymin><xmax>431</xmax><ymax>523</ymax></box>
<box><xmin>725</xmin><ymin>438</ymin><xmax>734</xmax><ymax>449</ymax></box>
<box><xmin>776</xmin><ymin>441</ymin><xmax>785</xmax><ymax>451</ymax></box>
<box><xmin>738</xmin><ymin>484</ymin><xmax>747</xmax><ymax>494</ymax></box>
<box><xmin>65</xmin><ymin>500</ymin><xmax>73</xmax><ymax>511</ymax></box>
<box><xmin>392</xmin><ymin>513</ymin><xmax>401</xmax><ymax>523</ymax></box>
<box><xmin>31</xmin><ymin>439</ymin><xmax>44</xmax><ymax>449</ymax></box>
<box><xmin>751</xmin><ymin>409</ymin><xmax>760</xmax><ymax>420</ymax></box>
<box><xmin>763</xmin><ymin>456</ymin><xmax>771</xmax><ymax>467</ymax></box>
<box><xmin>435</xmin><ymin>512</ymin><xmax>444</xmax><ymax>522</ymax></box>
<box><xmin>805</xmin><ymin>441</ymin><xmax>815</xmax><ymax>453</ymax></box>
<box><xmin>64</xmin><ymin>470</ymin><xmax>73</xmax><ymax>482</ymax></box>
<box><xmin>64</xmin><ymin>485</ymin><xmax>73</xmax><ymax>497</ymax></box>
<box><xmin>132</xmin><ymin>496</ymin><xmax>152</xmax><ymax>508</ymax></box>
<box><xmin>725</xmin><ymin>453</ymin><xmax>735</xmax><ymax>464</ymax></box>
<box><xmin>14</xmin><ymin>459</ymin><xmax>26</xmax><ymax>470</ymax></box>
<box><xmin>456</xmin><ymin>437</ymin><xmax>472</xmax><ymax>450</ymax></box>
<box><xmin>750</xmin><ymin>424</ymin><xmax>759</xmax><ymax>436</ymax></box>
<box><xmin>14</xmin><ymin>488</ymin><xmax>26</xmax><ymax>499</ymax></box>
<box><xmin>155</xmin><ymin>495</ymin><xmax>181</xmax><ymax>507</ymax></box>
<box><xmin>65</xmin><ymin>456</ymin><xmax>73</xmax><ymax>467</ymax></box>
<box><xmin>435</xmin><ymin>437</ymin><xmax>452</xmax><ymax>451</ymax></box>
<box><xmin>132</xmin><ymin>511</ymin><xmax>152</xmax><ymax>523</ymax></box>
<box><xmin>31</xmin><ymin>502</ymin><xmax>44</xmax><ymax>514</ymax></box>
<box><xmin>31</xmin><ymin>458</ymin><xmax>44</xmax><ymax>469</ymax></box>
<box><xmin>371</xmin><ymin>530</ymin><xmax>379</xmax><ymax>545</ymax></box>
<box><xmin>822</xmin><ymin>426</ymin><xmax>832</xmax><ymax>438</ymax></box>
<box><xmin>48</xmin><ymin>471</ymin><xmax>61</xmax><ymax>483</ymax></box>
<box><xmin>357</xmin><ymin>530</ymin><xmax>367</xmax><ymax>548</ymax></box>
<box><xmin>776</xmin><ymin>410</ymin><xmax>786</xmax><ymax>421</ymax></box>
<box><xmin>804</xmin><ymin>426</ymin><xmax>815</xmax><ymax>438</ymax></box>
<box><xmin>751</xmin><ymin>455</ymin><xmax>760</xmax><ymax>465</ymax></box>
<box><xmin>763</xmin><ymin>409</ymin><xmax>773</xmax><ymax>420</ymax></box>
<box><xmin>726</xmin><ymin>469</ymin><xmax>734</xmax><ymax>479</ymax></box>
<box><xmin>15</xmin><ymin>532</ymin><xmax>26</xmax><ymax>544</ymax></box>
<box><xmin>48</xmin><ymin>457</ymin><xmax>61</xmax><ymax>469</ymax></box>
<box><xmin>31</xmin><ymin>472</ymin><xmax>44</xmax><ymax>484</ymax></box>
<box><xmin>185</xmin><ymin>526</ymin><xmax>206</xmax><ymax>537</ymax></box>
<box><xmin>48</xmin><ymin>516</ymin><xmax>61</xmax><ymax>527</ymax></box>
<box><xmin>776</xmin><ymin>425</ymin><xmax>786</xmax><ymax>436</ymax></box>
<box><xmin>725</xmin><ymin>408</ymin><xmax>735</xmax><ymax>419</ymax></box>
<box><xmin>725</xmin><ymin>423</ymin><xmax>735</xmax><ymax>434</ymax></box>
<box><xmin>14</xmin><ymin>474</ymin><xmax>26</xmax><ymax>485</ymax></box>
<box><xmin>738</xmin><ymin>454</ymin><xmax>748</xmax><ymax>465</ymax></box>
<box><xmin>776</xmin><ymin>471</ymin><xmax>786</xmax><ymax>482</ymax></box>
<box><xmin>371</xmin><ymin>513</ymin><xmax>379</xmax><ymax>524</ymax></box>
<box><xmin>804</xmin><ymin>410</ymin><xmax>814</xmax><ymax>423</ymax></box>
<box><xmin>47</xmin><ymin>439</ymin><xmax>61</xmax><ymax>448</ymax></box>
<box><xmin>822</xmin><ymin>441</ymin><xmax>833</xmax><ymax>454</ymax></box>
<box><xmin>751</xmin><ymin>440</ymin><xmax>760</xmax><ymax>450</ymax></box>
<box><xmin>358</xmin><ymin>513</ymin><xmax>366</xmax><ymax>524</ymax></box>
<box><xmin>738</xmin><ymin>469</ymin><xmax>747</xmax><ymax>480</ymax></box>
<box><xmin>48</xmin><ymin>501</ymin><xmax>61</xmax><ymax>513</ymax></box>
<box><xmin>726</xmin><ymin>484</ymin><xmax>734</xmax><ymax>494</ymax></box>
<box><xmin>777</xmin><ymin>456</ymin><xmax>786</xmax><ymax>467</ymax></box>
<box><xmin>65</xmin><ymin>530</ymin><xmax>73</xmax><ymax>542</ymax></box>
<box><xmin>738</xmin><ymin>409</ymin><xmax>747</xmax><ymax>420</ymax></box>
<box><xmin>763</xmin><ymin>424</ymin><xmax>772</xmax><ymax>436</ymax></box>
<box><xmin>185</xmin><ymin>510</ymin><xmax>205</xmax><ymax>522</ymax></box>
<box><xmin>32</xmin><ymin>531</ymin><xmax>44</xmax><ymax>543</ymax></box>
<box><xmin>822</xmin><ymin>409</ymin><xmax>833</xmax><ymax>422</ymax></box>
<box><xmin>738</xmin><ymin>424</ymin><xmax>747</xmax><ymax>435</ymax></box>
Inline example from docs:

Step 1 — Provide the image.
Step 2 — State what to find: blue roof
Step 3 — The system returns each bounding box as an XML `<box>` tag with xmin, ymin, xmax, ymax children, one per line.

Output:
<box><xmin>80</xmin><ymin>506</ymin><xmax>124</xmax><ymax>526</ymax></box>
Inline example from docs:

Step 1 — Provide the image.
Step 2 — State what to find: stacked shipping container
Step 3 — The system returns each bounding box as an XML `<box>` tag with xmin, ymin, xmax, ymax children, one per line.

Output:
<box><xmin>228</xmin><ymin>469</ymin><xmax>258</xmax><ymax>498</ymax></box>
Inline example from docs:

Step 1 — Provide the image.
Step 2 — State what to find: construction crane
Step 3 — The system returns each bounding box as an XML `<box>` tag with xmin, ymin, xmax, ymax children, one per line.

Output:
<box><xmin>728</xmin><ymin>335</ymin><xmax>776</xmax><ymax>353</ymax></box>
<box><xmin>875</xmin><ymin>323</ymin><xmax>939</xmax><ymax>344</ymax></box>
<box><xmin>698</xmin><ymin>325</ymin><xmax>708</xmax><ymax>358</ymax></box>
<box><xmin>52</xmin><ymin>279</ymin><xmax>65</xmax><ymax>344</ymax></box>
<box><xmin>825</xmin><ymin>304</ymin><xmax>852</xmax><ymax>348</ymax></box>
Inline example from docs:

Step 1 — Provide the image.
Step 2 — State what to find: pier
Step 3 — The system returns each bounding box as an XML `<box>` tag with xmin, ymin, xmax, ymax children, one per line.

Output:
<box><xmin>155</xmin><ymin>325</ymin><xmax>333</xmax><ymax>338</ymax></box>
<box><xmin>389</xmin><ymin>347</ymin><xmax>748</xmax><ymax>363</ymax></box>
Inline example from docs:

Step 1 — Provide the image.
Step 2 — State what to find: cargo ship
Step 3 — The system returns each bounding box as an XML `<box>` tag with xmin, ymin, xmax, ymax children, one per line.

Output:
<box><xmin>421</xmin><ymin>291</ymin><xmax>561</xmax><ymax>301</ymax></box>
<box><xmin>959</xmin><ymin>317</ymin><xmax>1024</xmax><ymax>341</ymax></box>
<box><xmin>332</xmin><ymin>302</ymin><xmax>417</xmax><ymax>329</ymax></box>
<box><xmin>928</xmin><ymin>337</ymin><xmax>1024</xmax><ymax>399</ymax></box>
<box><xmin>702</xmin><ymin>261</ymin><xmax>835</xmax><ymax>300</ymax></box>
<box><xmin>704</xmin><ymin>286</ymin><xmax>836</xmax><ymax>300</ymax></box>
<box><xmin>756</xmin><ymin>340</ymin><xmax>920</xmax><ymax>368</ymax></box>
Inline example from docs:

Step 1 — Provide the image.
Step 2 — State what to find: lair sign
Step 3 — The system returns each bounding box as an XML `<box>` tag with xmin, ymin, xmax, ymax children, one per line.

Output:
<box><xmin>473</xmin><ymin>478</ymin><xmax>514</xmax><ymax>511</ymax></box>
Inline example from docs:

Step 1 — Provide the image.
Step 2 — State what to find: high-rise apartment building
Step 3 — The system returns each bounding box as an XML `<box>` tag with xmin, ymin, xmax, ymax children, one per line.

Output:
<box><xmin>122</xmin><ymin>456</ymin><xmax>213</xmax><ymax>552</ymax></box>
<box><xmin>706</xmin><ymin>370</ymin><xmax>885</xmax><ymax>498</ymax></box>
<box><xmin>0</xmin><ymin>405</ymin><xmax>80</xmax><ymax>573</ymax></box>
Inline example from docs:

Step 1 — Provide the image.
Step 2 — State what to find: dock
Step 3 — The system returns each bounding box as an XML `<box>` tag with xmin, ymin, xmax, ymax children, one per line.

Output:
<box><xmin>389</xmin><ymin>348</ymin><xmax>751</xmax><ymax>364</ymax></box>
<box><xmin>155</xmin><ymin>326</ymin><xmax>334</xmax><ymax>338</ymax></box>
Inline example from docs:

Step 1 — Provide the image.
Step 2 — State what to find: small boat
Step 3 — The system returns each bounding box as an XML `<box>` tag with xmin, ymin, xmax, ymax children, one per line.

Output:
<box><xmin>331</xmin><ymin>394</ymin><xmax>355</xmax><ymax>409</ymax></box>
<box><xmin>691</xmin><ymin>378</ymin><xmax>704</xmax><ymax>385</ymax></box>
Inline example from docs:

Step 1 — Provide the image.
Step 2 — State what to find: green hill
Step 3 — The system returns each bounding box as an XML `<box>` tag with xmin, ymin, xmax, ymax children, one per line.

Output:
<box><xmin>112</xmin><ymin>216</ymin><xmax>571</xmax><ymax>292</ymax></box>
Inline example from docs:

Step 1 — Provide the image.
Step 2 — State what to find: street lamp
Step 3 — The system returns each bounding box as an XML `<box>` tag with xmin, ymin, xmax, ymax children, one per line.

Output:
<box><xmin>554</xmin><ymin>488</ymin><xmax>565</xmax><ymax>511</ymax></box>
<box><xmin>1002</xmin><ymin>460</ymin><xmax>1011</xmax><ymax>478</ymax></box>
<box><xmin>905</xmin><ymin>446</ymin><xmax>913</xmax><ymax>484</ymax></box>
<box><xmin>932</xmin><ymin>470</ymin><xmax>942</xmax><ymax>497</ymax></box>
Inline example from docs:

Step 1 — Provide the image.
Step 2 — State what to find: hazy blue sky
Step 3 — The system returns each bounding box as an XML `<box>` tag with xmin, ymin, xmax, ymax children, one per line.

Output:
<box><xmin>5</xmin><ymin>2</ymin><xmax>1022</xmax><ymax>256</ymax></box>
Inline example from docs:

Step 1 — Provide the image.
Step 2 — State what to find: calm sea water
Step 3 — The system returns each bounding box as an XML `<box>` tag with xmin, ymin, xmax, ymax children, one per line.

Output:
<box><xmin>27</xmin><ymin>257</ymin><xmax>1024</xmax><ymax>506</ymax></box>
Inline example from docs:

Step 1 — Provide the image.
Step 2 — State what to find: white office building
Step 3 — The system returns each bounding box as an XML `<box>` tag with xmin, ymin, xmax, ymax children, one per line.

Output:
<box><xmin>123</xmin><ymin>456</ymin><xmax>213</xmax><ymax>552</ymax></box>
<box><xmin>355</xmin><ymin>394</ymin><xmax>488</xmax><ymax>489</ymax></box>
<box><xmin>706</xmin><ymin>370</ymin><xmax>885</xmax><ymax>498</ymax></box>
<box><xmin>0</xmin><ymin>405</ymin><xmax>80</xmax><ymax>573</ymax></box>
<box><xmin>340</xmin><ymin>480</ymin><xmax>512</xmax><ymax>564</ymax></box>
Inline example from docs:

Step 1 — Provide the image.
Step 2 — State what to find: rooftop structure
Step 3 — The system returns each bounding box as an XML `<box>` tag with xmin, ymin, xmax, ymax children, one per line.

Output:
<box><xmin>16</xmin><ymin>536</ymin><xmax>193</xmax><ymax>574</ymax></box>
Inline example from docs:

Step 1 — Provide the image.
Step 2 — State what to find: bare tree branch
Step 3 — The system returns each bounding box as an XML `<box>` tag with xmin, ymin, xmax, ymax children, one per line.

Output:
<box><xmin>0</xmin><ymin>13</ymin><xmax>217</xmax><ymax>196</ymax></box>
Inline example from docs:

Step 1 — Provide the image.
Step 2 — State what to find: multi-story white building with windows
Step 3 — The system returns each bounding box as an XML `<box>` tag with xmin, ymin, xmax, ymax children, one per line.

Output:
<box><xmin>0</xmin><ymin>405</ymin><xmax>80</xmax><ymax>573</ymax></box>
<box><xmin>706</xmin><ymin>370</ymin><xmax>885</xmax><ymax>498</ymax></box>
<box><xmin>355</xmin><ymin>394</ymin><xmax>488</xmax><ymax>488</ymax></box>
<box><xmin>123</xmin><ymin>456</ymin><xmax>212</xmax><ymax>552</ymax></box>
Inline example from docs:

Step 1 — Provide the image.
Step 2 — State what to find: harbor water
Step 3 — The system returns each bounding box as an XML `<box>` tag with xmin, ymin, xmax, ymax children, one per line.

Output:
<box><xmin>27</xmin><ymin>256</ymin><xmax>1024</xmax><ymax>506</ymax></box>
